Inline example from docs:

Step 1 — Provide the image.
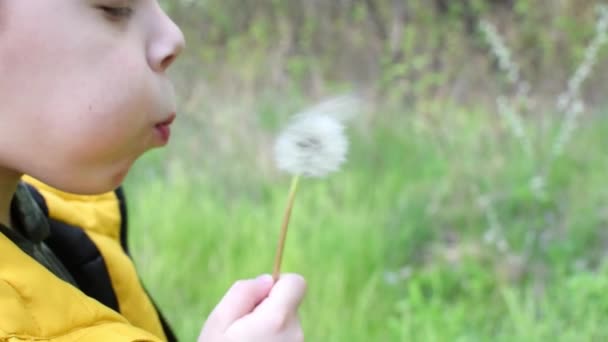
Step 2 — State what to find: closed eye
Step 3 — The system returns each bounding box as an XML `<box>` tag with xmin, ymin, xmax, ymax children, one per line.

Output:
<box><xmin>97</xmin><ymin>5</ymin><xmax>134</xmax><ymax>20</ymax></box>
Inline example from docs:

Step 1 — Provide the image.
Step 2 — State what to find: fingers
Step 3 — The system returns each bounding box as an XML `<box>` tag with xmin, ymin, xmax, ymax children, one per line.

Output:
<box><xmin>200</xmin><ymin>274</ymin><xmax>307</xmax><ymax>342</ymax></box>
<box><xmin>254</xmin><ymin>273</ymin><xmax>307</xmax><ymax>319</ymax></box>
<box><xmin>205</xmin><ymin>275</ymin><xmax>274</xmax><ymax>331</ymax></box>
<box><xmin>225</xmin><ymin>311</ymin><xmax>305</xmax><ymax>342</ymax></box>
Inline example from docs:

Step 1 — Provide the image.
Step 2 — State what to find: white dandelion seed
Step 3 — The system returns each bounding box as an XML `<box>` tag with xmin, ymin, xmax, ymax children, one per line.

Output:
<box><xmin>274</xmin><ymin>96</ymin><xmax>356</xmax><ymax>178</ymax></box>
<box><xmin>292</xmin><ymin>94</ymin><xmax>361</xmax><ymax>123</ymax></box>
<box><xmin>274</xmin><ymin>114</ymin><xmax>348</xmax><ymax>177</ymax></box>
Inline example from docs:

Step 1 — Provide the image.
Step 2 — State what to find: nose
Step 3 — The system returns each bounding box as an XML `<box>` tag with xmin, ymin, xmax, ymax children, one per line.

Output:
<box><xmin>148</xmin><ymin>10</ymin><xmax>186</xmax><ymax>73</ymax></box>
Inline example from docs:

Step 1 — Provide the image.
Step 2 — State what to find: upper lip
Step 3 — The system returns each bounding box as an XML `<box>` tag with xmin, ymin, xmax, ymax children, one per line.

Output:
<box><xmin>155</xmin><ymin>113</ymin><xmax>176</xmax><ymax>126</ymax></box>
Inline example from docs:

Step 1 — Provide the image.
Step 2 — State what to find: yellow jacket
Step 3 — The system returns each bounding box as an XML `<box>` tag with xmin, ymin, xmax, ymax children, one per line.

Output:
<box><xmin>0</xmin><ymin>176</ymin><xmax>172</xmax><ymax>341</ymax></box>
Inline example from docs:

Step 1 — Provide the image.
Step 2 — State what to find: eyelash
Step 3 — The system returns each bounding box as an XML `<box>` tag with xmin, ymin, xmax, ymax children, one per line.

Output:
<box><xmin>98</xmin><ymin>6</ymin><xmax>134</xmax><ymax>20</ymax></box>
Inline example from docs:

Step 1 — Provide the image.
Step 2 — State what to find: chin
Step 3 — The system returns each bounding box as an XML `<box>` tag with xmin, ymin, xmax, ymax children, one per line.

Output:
<box><xmin>26</xmin><ymin>168</ymin><xmax>129</xmax><ymax>196</ymax></box>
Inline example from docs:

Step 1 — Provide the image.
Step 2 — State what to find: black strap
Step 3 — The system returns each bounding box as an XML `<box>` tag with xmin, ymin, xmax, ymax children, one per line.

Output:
<box><xmin>0</xmin><ymin>183</ymin><xmax>78</xmax><ymax>287</ymax></box>
<box><xmin>0</xmin><ymin>224</ymin><xmax>79</xmax><ymax>287</ymax></box>
<box><xmin>44</xmin><ymin>218</ymin><xmax>120</xmax><ymax>311</ymax></box>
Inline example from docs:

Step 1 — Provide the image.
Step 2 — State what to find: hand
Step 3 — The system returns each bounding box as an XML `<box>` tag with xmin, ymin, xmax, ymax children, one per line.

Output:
<box><xmin>198</xmin><ymin>273</ymin><xmax>307</xmax><ymax>342</ymax></box>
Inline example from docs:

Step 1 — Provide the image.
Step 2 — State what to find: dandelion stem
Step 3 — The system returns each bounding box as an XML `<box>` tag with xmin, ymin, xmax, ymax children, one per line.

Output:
<box><xmin>273</xmin><ymin>175</ymin><xmax>300</xmax><ymax>281</ymax></box>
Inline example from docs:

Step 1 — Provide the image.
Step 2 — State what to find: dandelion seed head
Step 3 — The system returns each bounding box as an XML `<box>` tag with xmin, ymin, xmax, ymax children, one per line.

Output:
<box><xmin>274</xmin><ymin>112</ymin><xmax>349</xmax><ymax>178</ymax></box>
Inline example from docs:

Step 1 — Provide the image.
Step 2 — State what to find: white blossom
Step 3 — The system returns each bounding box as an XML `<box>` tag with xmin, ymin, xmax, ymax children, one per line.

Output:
<box><xmin>274</xmin><ymin>101</ymin><xmax>351</xmax><ymax>177</ymax></box>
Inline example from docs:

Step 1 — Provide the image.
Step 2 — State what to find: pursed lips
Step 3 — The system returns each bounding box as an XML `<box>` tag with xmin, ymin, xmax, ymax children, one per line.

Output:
<box><xmin>154</xmin><ymin>112</ymin><xmax>176</xmax><ymax>144</ymax></box>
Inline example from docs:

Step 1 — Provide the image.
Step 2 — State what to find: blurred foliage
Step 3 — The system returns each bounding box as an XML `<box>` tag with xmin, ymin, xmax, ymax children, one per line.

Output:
<box><xmin>160</xmin><ymin>0</ymin><xmax>608</xmax><ymax>109</ymax></box>
<box><xmin>128</xmin><ymin>1</ymin><xmax>608</xmax><ymax>340</ymax></box>
<box><xmin>128</xmin><ymin>111</ymin><xmax>608</xmax><ymax>341</ymax></box>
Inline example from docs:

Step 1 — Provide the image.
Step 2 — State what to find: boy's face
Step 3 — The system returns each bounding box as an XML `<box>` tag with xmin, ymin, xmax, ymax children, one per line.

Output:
<box><xmin>0</xmin><ymin>0</ymin><xmax>185</xmax><ymax>194</ymax></box>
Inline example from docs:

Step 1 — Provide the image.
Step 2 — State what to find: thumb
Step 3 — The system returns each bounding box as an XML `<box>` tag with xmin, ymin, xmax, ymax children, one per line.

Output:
<box><xmin>253</xmin><ymin>273</ymin><xmax>307</xmax><ymax>318</ymax></box>
<box><xmin>206</xmin><ymin>275</ymin><xmax>274</xmax><ymax>330</ymax></box>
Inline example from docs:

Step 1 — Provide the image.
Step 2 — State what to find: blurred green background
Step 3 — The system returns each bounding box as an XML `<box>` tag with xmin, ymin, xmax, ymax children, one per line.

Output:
<box><xmin>125</xmin><ymin>1</ymin><xmax>608</xmax><ymax>340</ymax></box>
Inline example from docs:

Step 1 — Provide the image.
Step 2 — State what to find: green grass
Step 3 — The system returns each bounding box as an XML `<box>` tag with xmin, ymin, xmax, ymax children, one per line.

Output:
<box><xmin>125</xmin><ymin>106</ymin><xmax>608</xmax><ymax>341</ymax></box>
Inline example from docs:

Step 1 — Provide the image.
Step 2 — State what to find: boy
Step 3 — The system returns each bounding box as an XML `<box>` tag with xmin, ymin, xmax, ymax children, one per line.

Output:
<box><xmin>0</xmin><ymin>1</ymin><xmax>306</xmax><ymax>341</ymax></box>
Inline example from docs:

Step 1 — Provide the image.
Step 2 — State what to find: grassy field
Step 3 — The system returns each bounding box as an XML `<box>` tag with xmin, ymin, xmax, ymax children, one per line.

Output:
<box><xmin>125</xmin><ymin>103</ymin><xmax>608</xmax><ymax>341</ymax></box>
